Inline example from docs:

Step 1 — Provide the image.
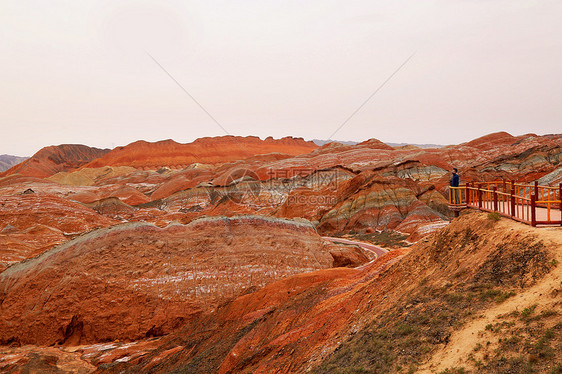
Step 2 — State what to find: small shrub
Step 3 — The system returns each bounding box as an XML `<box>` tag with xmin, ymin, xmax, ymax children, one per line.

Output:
<box><xmin>439</xmin><ymin>367</ymin><xmax>466</xmax><ymax>374</ymax></box>
<box><xmin>527</xmin><ymin>309</ymin><xmax>559</xmax><ymax>322</ymax></box>
<box><xmin>446</xmin><ymin>292</ymin><xmax>465</xmax><ymax>303</ymax></box>
<box><xmin>507</xmin><ymin>310</ymin><xmax>520</xmax><ymax>318</ymax></box>
<box><xmin>393</xmin><ymin>322</ymin><xmax>419</xmax><ymax>337</ymax></box>
<box><xmin>479</xmin><ymin>289</ymin><xmax>502</xmax><ymax>301</ymax></box>
<box><xmin>543</xmin><ymin>328</ymin><xmax>555</xmax><ymax>340</ymax></box>
<box><xmin>488</xmin><ymin>212</ymin><xmax>501</xmax><ymax>221</ymax></box>
<box><xmin>500</xmin><ymin>335</ymin><xmax>521</xmax><ymax>349</ymax></box>
<box><xmin>533</xmin><ymin>337</ymin><xmax>555</xmax><ymax>358</ymax></box>
<box><xmin>485</xmin><ymin>321</ymin><xmax>514</xmax><ymax>333</ymax></box>
<box><xmin>495</xmin><ymin>291</ymin><xmax>516</xmax><ymax>303</ymax></box>
<box><xmin>521</xmin><ymin>305</ymin><xmax>537</xmax><ymax>319</ymax></box>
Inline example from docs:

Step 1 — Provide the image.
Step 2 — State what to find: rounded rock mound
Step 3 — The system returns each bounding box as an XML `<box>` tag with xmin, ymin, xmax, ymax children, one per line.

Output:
<box><xmin>0</xmin><ymin>216</ymin><xmax>341</xmax><ymax>346</ymax></box>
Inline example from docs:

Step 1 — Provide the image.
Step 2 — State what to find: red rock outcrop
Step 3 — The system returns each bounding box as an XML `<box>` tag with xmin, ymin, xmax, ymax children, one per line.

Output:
<box><xmin>316</xmin><ymin>176</ymin><xmax>447</xmax><ymax>236</ymax></box>
<box><xmin>150</xmin><ymin>168</ymin><xmax>216</xmax><ymax>201</ymax></box>
<box><xmin>0</xmin><ymin>144</ymin><xmax>109</xmax><ymax>178</ymax></box>
<box><xmin>464</xmin><ymin>131</ymin><xmax>517</xmax><ymax>149</ymax></box>
<box><xmin>83</xmin><ymin>136</ymin><xmax>318</xmax><ymax>170</ymax></box>
<box><xmin>0</xmin><ymin>216</ymin><xmax>364</xmax><ymax>346</ymax></box>
<box><xmin>2</xmin><ymin>132</ymin><xmax>558</xmax><ymax>250</ymax></box>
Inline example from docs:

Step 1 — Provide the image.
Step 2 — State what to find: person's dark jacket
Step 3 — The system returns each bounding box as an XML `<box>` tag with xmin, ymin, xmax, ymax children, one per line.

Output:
<box><xmin>450</xmin><ymin>173</ymin><xmax>459</xmax><ymax>187</ymax></box>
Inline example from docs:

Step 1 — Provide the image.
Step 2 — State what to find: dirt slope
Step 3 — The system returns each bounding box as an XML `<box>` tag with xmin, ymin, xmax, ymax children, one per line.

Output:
<box><xmin>420</xmin><ymin>223</ymin><xmax>562</xmax><ymax>373</ymax></box>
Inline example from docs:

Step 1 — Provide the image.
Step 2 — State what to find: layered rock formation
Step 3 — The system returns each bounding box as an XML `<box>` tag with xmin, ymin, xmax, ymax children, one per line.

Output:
<box><xmin>0</xmin><ymin>144</ymin><xmax>109</xmax><ymax>178</ymax></box>
<box><xmin>83</xmin><ymin>136</ymin><xmax>318</xmax><ymax>170</ymax></box>
<box><xmin>0</xmin><ymin>216</ymin><xmax>363</xmax><ymax>346</ymax></box>
<box><xmin>48</xmin><ymin>166</ymin><xmax>139</xmax><ymax>186</ymax></box>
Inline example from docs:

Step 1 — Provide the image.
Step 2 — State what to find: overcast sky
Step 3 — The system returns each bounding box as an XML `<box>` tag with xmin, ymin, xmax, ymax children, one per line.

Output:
<box><xmin>1</xmin><ymin>0</ymin><xmax>561</xmax><ymax>156</ymax></box>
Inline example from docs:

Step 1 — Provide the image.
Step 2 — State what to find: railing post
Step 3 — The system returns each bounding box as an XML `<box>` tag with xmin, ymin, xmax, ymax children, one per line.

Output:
<box><xmin>493</xmin><ymin>186</ymin><xmax>498</xmax><ymax>212</ymax></box>
<box><xmin>559</xmin><ymin>183</ymin><xmax>562</xmax><ymax>212</ymax></box>
<box><xmin>510</xmin><ymin>185</ymin><xmax>516</xmax><ymax>218</ymax></box>
<box><xmin>531</xmin><ymin>193</ymin><xmax>537</xmax><ymax>227</ymax></box>
<box><xmin>465</xmin><ymin>183</ymin><xmax>470</xmax><ymax>205</ymax></box>
<box><xmin>534</xmin><ymin>181</ymin><xmax>539</xmax><ymax>201</ymax></box>
<box><xmin>478</xmin><ymin>184</ymin><xmax>482</xmax><ymax>210</ymax></box>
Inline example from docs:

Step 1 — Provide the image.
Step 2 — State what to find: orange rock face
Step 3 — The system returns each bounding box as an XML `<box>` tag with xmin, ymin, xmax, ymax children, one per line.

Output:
<box><xmin>0</xmin><ymin>144</ymin><xmax>109</xmax><ymax>178</ymax></box>
<box><xmin>83</xmin><ymin>136</ymin><xmax>318</xmax><ymax>169</ymax></box>
<box><xmin>0</xmin><ymin>216</ymin><xmax>362</xmax><ymax>346</ymax></box>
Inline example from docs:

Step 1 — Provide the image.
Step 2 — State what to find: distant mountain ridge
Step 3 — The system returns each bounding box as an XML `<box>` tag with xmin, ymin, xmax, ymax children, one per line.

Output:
<box><xmin>385</xmin><ymin>142</ymin><xmax>444</xmax><ymax>149</ymax></box>
<box><xmin>312</xmin><ymin>139</ymin><xmax>359</xmax><ymax>146</ymax></box>
<box><xmin>0</xmin><ymin>154</ymin><xmax>29</xmax><ymax>172</ymax></box>
<box><xmin>312</xmin><ymin>139</ymin><xmax>443</xmax><ymax>148</ymax></box>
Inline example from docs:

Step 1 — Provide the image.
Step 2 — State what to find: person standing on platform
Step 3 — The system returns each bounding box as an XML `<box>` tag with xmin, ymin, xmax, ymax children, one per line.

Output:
<box><xmin>450</xmin><ymin>168</ymin><xmax>460</xmax><ymax>203</ymax></box>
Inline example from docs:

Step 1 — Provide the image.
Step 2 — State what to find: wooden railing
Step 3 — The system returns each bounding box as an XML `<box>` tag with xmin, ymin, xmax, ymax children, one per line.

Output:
<box><xmin>449</xmin><ymin>181</ymin><xmax>562</xmax><ymax>227</ymax></box>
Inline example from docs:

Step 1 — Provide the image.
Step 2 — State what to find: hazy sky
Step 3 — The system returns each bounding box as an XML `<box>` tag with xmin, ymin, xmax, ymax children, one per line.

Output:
<box><xmin>1</xmin><ymin>0</ymin><xmax>561</xmax><ymax>156</ymax></box>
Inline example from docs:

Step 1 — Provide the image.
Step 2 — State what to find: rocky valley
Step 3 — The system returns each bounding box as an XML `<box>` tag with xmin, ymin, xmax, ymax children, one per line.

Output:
<box><xmin>0</xmin><ymin>133</ymin><xmax>561</xmax><ymax>373</ymax></box>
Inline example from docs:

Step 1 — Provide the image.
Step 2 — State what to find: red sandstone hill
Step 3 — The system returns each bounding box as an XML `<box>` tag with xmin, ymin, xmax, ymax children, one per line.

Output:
<box><xmin>82</xmin><ymin>136</ymin><xmax>318</xmax><ymax>170</ymax></box>
<box><xmin>464</xmin><ymin>131</ymin><xmax>517</xmax><ymax>149</ymax></box>
<box><xmin>0</xmin><ymin>216</ymin><xmax>365</xmax><ymax>346</ymax></box>
<box><xmin>0</xmin><ymin>144</ymin><xmax>109</xmax><ymax>179</ymax></box>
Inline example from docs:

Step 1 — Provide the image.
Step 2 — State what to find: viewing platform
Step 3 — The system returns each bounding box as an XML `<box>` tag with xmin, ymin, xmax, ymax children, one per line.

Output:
<box><xmin>448</xmin><ymin>181</ymin><xmax>562</xmax><ymax>227</ymax></box>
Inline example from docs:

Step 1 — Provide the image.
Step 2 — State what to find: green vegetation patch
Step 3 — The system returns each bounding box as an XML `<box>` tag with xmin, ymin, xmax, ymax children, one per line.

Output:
<box><xmin>487</xmin><ymin>212</ymin><xmax>502</xmax><ymax>221</ymax></box>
